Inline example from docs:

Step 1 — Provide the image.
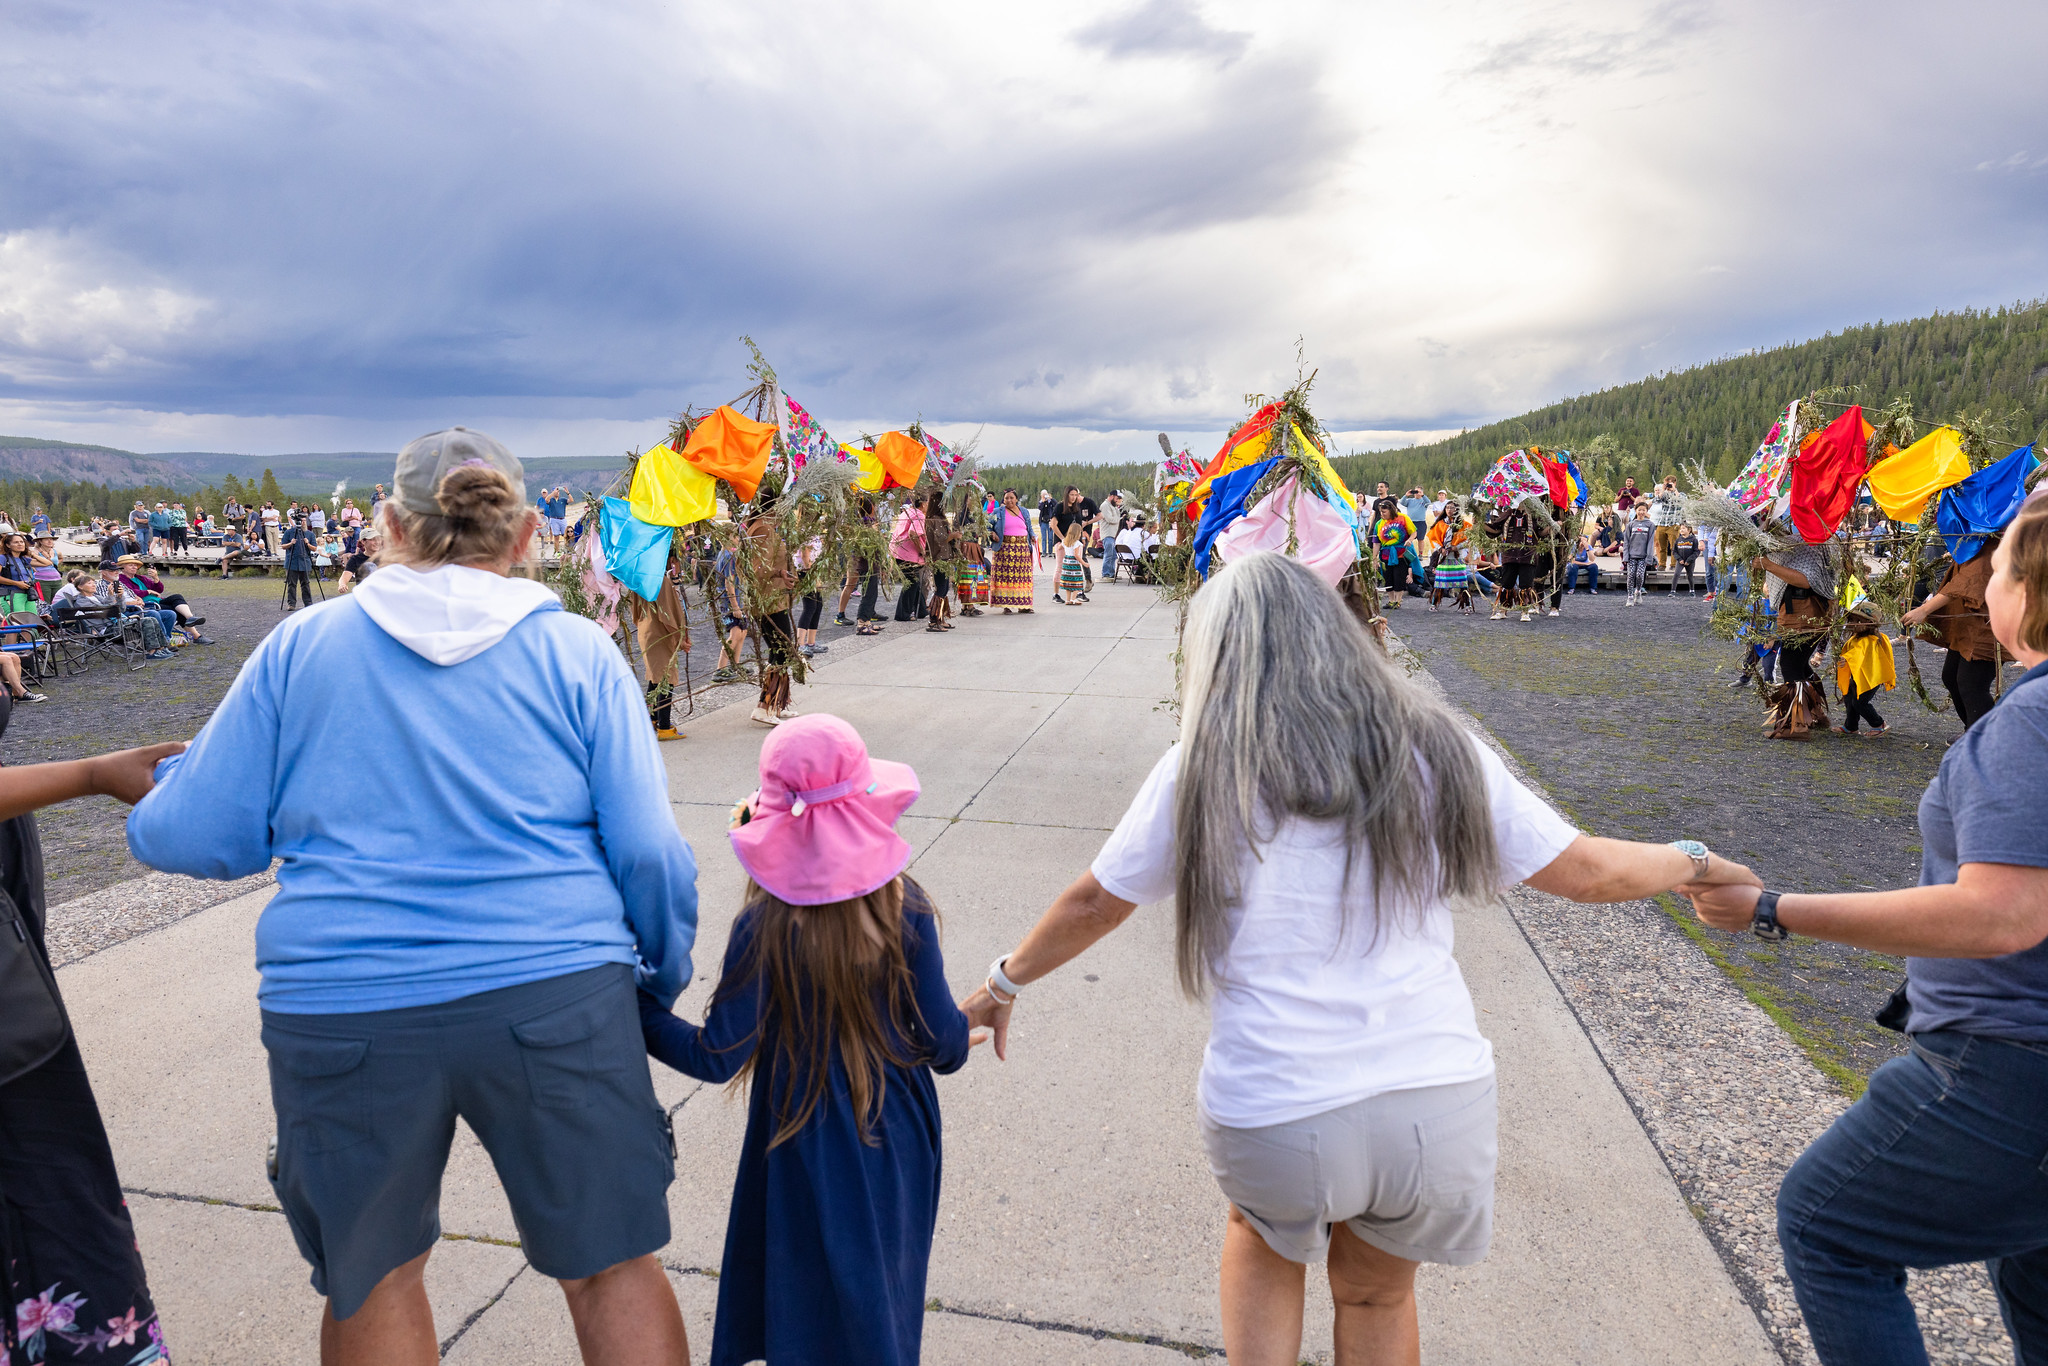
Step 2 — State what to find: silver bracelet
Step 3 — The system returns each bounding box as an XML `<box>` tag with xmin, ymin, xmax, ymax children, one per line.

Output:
<box><xmin>988</xmin><ymin>955</ymin><xmax>1024</xmax><ymax>998</ymax></box>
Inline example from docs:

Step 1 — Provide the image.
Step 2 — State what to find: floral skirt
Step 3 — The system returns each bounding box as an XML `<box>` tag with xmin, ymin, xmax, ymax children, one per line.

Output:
<box><xmin>1</xmin><ymin>1039</ymin><xmax>167</xmax><ymax>1363</ymax></box>
<box><xmin>991</xmin><ymin>536</ymin><xmax>1034</xmax><ymax>608</ymax></box>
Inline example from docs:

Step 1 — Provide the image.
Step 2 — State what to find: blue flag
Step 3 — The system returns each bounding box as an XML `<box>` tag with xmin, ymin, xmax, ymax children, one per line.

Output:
<box><xmin>598</xmin><ymin>496</ymin><xmax>674</xmax><ymax>601</ymax></box>
<box><xmin>1937</xmin><ymin>444</ymin><xmax>2038</xmax><ymax>563</ymax></box>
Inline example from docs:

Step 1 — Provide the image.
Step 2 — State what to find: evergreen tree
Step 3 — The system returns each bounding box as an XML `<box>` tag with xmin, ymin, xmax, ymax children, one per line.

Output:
<box><xmin>258</xmin><ymin>468</ymin><xmax>286</xmax><ymax>505</ymax></box>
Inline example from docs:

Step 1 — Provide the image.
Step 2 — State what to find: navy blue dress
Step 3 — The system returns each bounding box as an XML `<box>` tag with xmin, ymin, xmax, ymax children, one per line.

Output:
<box><xmin>640</xmin><ymin>878</ymin><xmax>969</xmax><ymax>1366</ymax></box>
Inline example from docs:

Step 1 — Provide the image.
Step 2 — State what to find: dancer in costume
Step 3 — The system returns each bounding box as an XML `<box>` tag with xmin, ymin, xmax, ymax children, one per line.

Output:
<box><xmin>922</xmin><ymin>491</ymin><xmax>957</xmax><ymax>633</ymax></box>
<box><xmin>1429</xmin><ymin>543</ymin><xmax>1474</xmax><ymax>613</ymax></box>
<box><xmin>1486</xmin><ymin>501</ymin><xmax>1539</xmax><ymax>621</ymax></box>
<box><xmin>953</xmin><ymin>496</ymin><xmax>989</xmax><ymax>616</ymax></box>
<box><xmin>990</xmin><ymin>489</ymin><xmax>1038</xmax><ymax>615</ymax></box>
<box><xmin>1901</xmin><ymin>539</ymin><xmax>2002</xmax><ymax>729</ymax></box>
<box><xmin>1836</xmin><ymin>602</ymin><xmax>1896</xmax><ymax>737</ymax></box>
<box><xmin>745</xmin><ymin>511</ymin><xmax>799</xmax><ymax>727</ymax></box>
<box><xmin>1752</xmin><ymin>539</ymin><xmax>1835</xmax><ymax>741</ymax></box>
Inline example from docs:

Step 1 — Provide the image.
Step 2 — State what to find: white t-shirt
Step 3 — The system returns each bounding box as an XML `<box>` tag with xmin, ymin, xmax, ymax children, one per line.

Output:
<box><xmin>1091</xmin><ymin>739</ymin><xmax>1578</xmax><ymax>1129</ymax></box>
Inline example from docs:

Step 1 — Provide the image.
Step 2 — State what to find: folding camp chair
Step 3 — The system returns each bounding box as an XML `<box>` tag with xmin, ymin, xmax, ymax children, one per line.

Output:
<box><xmin>50</xmin><ymin>606</ymin><xmax>154</xmax><ymax>674</ymax></box>
<box><xmin>0</xmin><ymin>613</ymin><xmax>55</xmax><ymax>686</ymax></box>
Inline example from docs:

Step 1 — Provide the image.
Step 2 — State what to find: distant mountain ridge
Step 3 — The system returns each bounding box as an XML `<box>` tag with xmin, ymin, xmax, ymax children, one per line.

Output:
<box><xmin>0</xmin><ymin>440</ymin><xmax>628</xmax><ymax>498</ymax></box>
<box><xmin>0</xmin><ymin>440</ymin><xmax>186</xmax><ymax>487</ymax></box>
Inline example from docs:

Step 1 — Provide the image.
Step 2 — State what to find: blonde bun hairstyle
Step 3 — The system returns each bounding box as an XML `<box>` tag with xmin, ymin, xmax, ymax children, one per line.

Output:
<box><xmin>378</xmin><ymin>465</ymin><xmax>533</xmax><ymax>568</ymax></box>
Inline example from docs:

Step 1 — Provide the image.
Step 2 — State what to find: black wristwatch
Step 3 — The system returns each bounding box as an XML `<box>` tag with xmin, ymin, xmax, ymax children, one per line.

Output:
<box><xmin>1752</xmin><ymin>890</ymin><xmax>1790</xmax><ymax>941</ymax></box>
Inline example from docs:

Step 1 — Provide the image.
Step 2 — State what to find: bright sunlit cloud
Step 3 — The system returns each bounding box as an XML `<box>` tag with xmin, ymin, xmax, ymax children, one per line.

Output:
<box><xmin>0</xmin><ymin>0</ymin><xmax>2042</xmax><ymax>459</ymax></box>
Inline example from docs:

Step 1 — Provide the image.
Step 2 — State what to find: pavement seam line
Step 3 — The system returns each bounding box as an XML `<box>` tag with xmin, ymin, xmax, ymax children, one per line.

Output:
<box><xmin>437</xmin><ymin>1261</ymin><xmax>532</xmax><ymax>1358</ymax></box>
<box><xmin>122</xmin><ymin>1185</ymin><xmax>522</xmax><ymax>1248</ymax></box>
<box><xmin>666</xmin><ymin>1080</ymin><xmax>707</xmax><ymax>1120</ymax></box>
<box><xmin>920</xmin><ymin>1297</ymin><xmax>1219</xmax><ymax>1358</ymax></box>
<box><xmin>950</xmin><ymin>681</ymin><xmax>1084</xmax><ymax>820</ymax></box>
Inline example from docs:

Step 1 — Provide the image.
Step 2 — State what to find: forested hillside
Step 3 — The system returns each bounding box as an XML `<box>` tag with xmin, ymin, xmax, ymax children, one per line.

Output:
<box><xmin>983</xmin><ymin>298</ymin><xmax>2048</xmax><ymax>507</ymax></box>
<box><xmin>1366</xmin><ymin>298</ymin><xmax>2048</xmax><ymax>492</ymax></box>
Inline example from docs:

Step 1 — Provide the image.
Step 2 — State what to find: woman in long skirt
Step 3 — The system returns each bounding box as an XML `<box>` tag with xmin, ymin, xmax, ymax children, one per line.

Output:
<box><xmin>990</xmin><ymin>489</ymin><xmax>1038</xmax><ymax>615</ymax></box>
<box><xmin>0</xmin><ymin>718</ymin><xmax>181</xmax><ymax>1366</ymax></box>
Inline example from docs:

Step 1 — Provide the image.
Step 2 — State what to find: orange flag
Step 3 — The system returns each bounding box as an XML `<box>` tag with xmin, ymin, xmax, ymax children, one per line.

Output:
<box><xmin>873</xmin><ymin>431</ymin><xmax>927</xmax><ymax>489</ymax></box>
<box><xmin>681</xmin><ymin>405</ymin><xmax>777</xmax><ymax>503</ymax></box>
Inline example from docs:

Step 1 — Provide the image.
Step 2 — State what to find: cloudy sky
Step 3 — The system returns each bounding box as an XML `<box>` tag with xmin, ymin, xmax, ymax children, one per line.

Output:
<box><xmin>1</xmin><ymin>0</ymin><xmax>2043</xmax><ymax>464</ymax></box>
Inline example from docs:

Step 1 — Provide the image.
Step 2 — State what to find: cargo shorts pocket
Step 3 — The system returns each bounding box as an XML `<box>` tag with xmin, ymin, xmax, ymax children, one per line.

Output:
<box><xmin>1416</xmin><ymin>1082</ymin><xmax>1498</xmax><ymax>1211</ymax></box>
<box><xmin>264</xmin><ymin>1030</ymin><xmax>373</xmax><ymax>1155</ymax></box>
<box><xmin>510</xmin><ymin>996</ymin><xmax>609</xmax><ymax>1110</ymax></box>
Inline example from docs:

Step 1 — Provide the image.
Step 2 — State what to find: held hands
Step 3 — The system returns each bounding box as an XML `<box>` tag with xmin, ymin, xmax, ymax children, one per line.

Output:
<box><xmin>1691</xmin><ymin>851</ymin><xmax>1762</xmax><ymax>891</ymax></box>
<box><xmin>87</xmin><ymin>742</ymin><xmax>186</xmax><ymax>806</ymax></box>
<box><xmin>959</xmin><ymin>984</ymin><xmax>1014</xmax><ymax>1061</ymax></box>
<box><xmin>1685</xmin><ymin>881</ymin><xmax>1762</xmax><ymax>932</ymax></box>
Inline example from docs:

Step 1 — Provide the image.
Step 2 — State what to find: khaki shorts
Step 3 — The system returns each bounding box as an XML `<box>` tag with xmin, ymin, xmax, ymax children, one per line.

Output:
<box><xmin>1201</xmin><ymin>1074</ymin><xmax>1497</xmax><ymax>1266</ymax></box>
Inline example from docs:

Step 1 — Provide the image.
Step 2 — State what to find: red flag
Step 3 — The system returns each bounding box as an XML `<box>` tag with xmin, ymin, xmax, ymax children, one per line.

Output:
<box><xmin>1790</xmin><ymin>407</ymin><xmax>1868</xmax><ymax>543</ymax></box>
<box><xmin>1537</xmin><ymin>452</ymin><xmax>1571</xmax><ymax>508</ymax></box>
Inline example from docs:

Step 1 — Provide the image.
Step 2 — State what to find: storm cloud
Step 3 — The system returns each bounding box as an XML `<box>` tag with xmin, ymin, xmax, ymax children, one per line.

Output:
<box><xmin>0</xmin><ymin>0</ymin><xmax>2042</xmax><ymax>460</ymax></box>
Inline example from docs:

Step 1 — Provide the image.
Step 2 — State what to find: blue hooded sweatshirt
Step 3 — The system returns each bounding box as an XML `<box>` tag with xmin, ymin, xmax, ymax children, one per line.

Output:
<box><xmin>128</xmin><ymin>564</ymin><xmax>698</xmax><ymax>1014</ymax></box>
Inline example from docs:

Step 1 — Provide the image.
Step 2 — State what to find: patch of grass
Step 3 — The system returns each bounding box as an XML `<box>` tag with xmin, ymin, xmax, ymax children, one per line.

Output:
<box><xmin>1652</xmin><ymin>893</ymin><xmax>1866</xmax><ymax>1098</ymax></box>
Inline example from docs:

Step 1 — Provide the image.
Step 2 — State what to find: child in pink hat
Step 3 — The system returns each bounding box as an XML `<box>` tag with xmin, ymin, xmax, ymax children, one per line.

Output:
<box><xmin>639</xmin><ymin>714</ymin><xmax>970</xmax><ymax>1366</ymax></box>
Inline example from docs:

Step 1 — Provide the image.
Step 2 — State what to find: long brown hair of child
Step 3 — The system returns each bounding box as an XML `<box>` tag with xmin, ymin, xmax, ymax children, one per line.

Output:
<box><xmin>713</xmin><ymin>874</ymin><xmax>926</xmax><ymax>1148</ymax></box>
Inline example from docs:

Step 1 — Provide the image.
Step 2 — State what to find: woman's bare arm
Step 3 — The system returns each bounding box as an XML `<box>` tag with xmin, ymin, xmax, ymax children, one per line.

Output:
<box><xmin>1524</xmin><ymin>834</ymin><xmax>1757</xmax><ymax>904</ymax></box>
<box><xmin>1688</xmin><ymin>866</ymin><xmax>2048</xmax><ymax>958</ymax></box>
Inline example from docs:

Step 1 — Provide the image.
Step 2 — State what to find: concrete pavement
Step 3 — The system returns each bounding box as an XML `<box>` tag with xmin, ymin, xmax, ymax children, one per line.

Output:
<box><xmin>61</xmin><ymin>565</ymin><xmax>1778</xmax><ymax>1363</ymax></box>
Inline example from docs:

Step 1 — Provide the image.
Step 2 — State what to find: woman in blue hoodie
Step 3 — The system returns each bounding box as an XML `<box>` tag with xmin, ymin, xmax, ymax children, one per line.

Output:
<box><xmin>127</xmin><ymin>429</ymin><xmax>700</xmax><ymax>1366</ymax></box>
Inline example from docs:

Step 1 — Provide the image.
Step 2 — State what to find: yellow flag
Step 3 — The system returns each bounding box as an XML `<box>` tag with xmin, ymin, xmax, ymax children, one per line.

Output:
<box><xmin>843</xmin><ymin>443</ymin><xmax>886</xmax><ymax>492</ymax></box>
<box><xmin>1867</xmin><ymin>427</ymin><xmax>1969</xmax><ymax>524</ymax></box>
<box><xmin>629</xmin><ymin>439</ymin><xmax>718</xmax><ymax>526</ymax></box>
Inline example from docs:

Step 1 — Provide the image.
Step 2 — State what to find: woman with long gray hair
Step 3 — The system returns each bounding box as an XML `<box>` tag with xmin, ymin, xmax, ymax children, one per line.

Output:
<box><xmin>961</xmin><ymin>551</ymin><xmax>1759</xmax><ymax>1366</ymax></box>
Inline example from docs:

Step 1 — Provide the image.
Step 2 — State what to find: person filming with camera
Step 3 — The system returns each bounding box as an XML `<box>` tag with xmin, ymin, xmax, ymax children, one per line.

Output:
<box><xmin>1686</xmin><ymin>501</ymin><xmax>2048</xmax><ymax>1366</ymax></box>
<box><xmin>281</xmin><ymin>509</ymin><xmax>317</xmax><ymax>611</ymax></box>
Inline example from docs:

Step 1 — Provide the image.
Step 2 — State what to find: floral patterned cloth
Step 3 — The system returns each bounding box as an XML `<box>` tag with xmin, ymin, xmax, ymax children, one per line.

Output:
<box><xmin>783</xmin><ymin>396</ymin><xmax>853</xmax><ymax>475</ymax></box>
<box><xmin>1154</xmin><ymin>447</ymin><xmax>1200</xmax><ymax>487</ymax></box>
<box><xmin>918</xmin><ymin>431</ymin><xmax>962</xmax><ymax>483</ymax></box>
<box><xmin>1727</xmin><ymin>401</ymin><xmax>1800</xmax><ymax>512</ymax></box>
<box><xmin>1475</xmin><ymin>450</ymin><xmax>1549</xmax><ymax>508</ymax></box>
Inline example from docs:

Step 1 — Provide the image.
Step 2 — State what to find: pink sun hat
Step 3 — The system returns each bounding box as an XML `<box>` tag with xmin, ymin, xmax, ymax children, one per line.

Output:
<box><xmin>729</xmin><ymin>714</ymin><xmax>921</xmax><ymax>905</ymax></box>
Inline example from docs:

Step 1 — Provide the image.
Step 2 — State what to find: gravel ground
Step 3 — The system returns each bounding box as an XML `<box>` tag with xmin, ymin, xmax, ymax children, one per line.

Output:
<box><xmin>1390</xmin><ymin>620</ymin><xmax>2016</xmax><ymax>1366</ymax></box>
<box><xmin>1392</xmin><ymin>586</ymin><xmax>2010</xmax><ymax>1089</ymax></box>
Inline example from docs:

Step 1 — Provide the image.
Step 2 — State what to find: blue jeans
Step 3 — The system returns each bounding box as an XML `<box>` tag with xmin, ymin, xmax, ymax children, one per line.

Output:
<box><xmin>1777</xmin><ymin>1029</ymin><xmax>2048</xmax><ymax>1365</ymax></box>
<box><xmin>1563</xmin><ymin>563</ymin><xmax>1599</xmax><ymax>593</ymax></box>
<box><xmin>1040</xmin><ymin>520</ymin><xmax>1056</xmax><ymax>556</ymax></box>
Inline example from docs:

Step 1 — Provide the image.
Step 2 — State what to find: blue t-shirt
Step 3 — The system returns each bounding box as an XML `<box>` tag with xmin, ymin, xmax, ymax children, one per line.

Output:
<box><xmin>544</xmin><ymin>494</ymin><xmax>569</xmax><ymax>519</ymax></box>
<box><xmin>1907</xmin><ymin>660</ymin><xmax>2048</xmax><ymax>1041</ymax></box>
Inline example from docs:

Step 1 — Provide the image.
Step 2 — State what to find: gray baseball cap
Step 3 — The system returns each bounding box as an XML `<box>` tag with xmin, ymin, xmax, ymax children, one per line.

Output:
<box><xmin>391</xmin><ymin>427</ymin><xmax>524</xmax><ymax>515</ymax></box>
